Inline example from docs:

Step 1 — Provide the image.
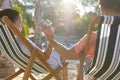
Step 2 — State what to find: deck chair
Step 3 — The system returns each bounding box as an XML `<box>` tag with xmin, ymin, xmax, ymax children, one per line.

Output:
<box><xmin>77</xmin><ymin>15</ymin><xmax>120</xmax><ymax>80</ymax></box>
<box><xmin>0</xmin><ymin>16</ymin><xmax>68</xmax><ymax>80</ymax></box>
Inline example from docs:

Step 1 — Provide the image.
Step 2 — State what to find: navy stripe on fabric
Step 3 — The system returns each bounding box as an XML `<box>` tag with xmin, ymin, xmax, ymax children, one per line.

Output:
<box><xmin>0</xmin><ymin>24</ymin><xmax>47</xmax><ymax>73</ymax></box>
<box><xmin>86</xmin><ymin>23</ymin><xmax>102</xmax><ymax>74</ymax></box>
<box><xmin>9</xmin><ymin>28</ymin><xmax>48</xmax><ymax>72</ymax></box>
<box><xmin>94</xmin><ymin>21</ymin><xmax>119</xmax><ymax>78</ymax></box>
<box><xmin>107</xmin><ymin>63</ymin><xmax>120</xmax><ymax>79</ymax></box>
<box><xmin>0</xmin><ymin>25</ymin><xmax>25</xmax><ymax>68</ymax></box>
<box><xmin>9</xmin><ymin>27</ymin><xmax>47</xmax><ymax>72</ymax></box>
<box><xmin>86</xmin><ymin>16</ymin><xmax>120</xmax><ymax>79</ymax></box>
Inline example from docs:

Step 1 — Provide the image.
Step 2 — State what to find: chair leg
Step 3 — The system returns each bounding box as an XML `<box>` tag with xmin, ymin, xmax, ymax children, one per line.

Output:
<box><xmin>30</xmin><ymin>74</ymin><xmax>36</xmax><ymax>80</ymax></box>
<box><xmin>22</xmin><ymin>49</ymin><xmax>37</xmax><ymax>80</ymax></box>
<box><xmin>37</xmin><ymin>53</ymin><xmax>62</xmax><ymax>80</ymax></box>
<box><xmin>61</xmin><ymin>57</ymin><xmax>68</xmax><ymax>80</ymax></box>
<box><xmin>62</xmin><ymin>63</ymin><xmax>68</xmax><ymax>80</ymax></box>
<box><xmin>42</xmin><ymin>66</ymin><xmax>62</xmax><ymax>80</ymax></box>
<box><xmin>77</xmin><ymin>56</ymin><xmax>84</xmax><ymax>80</ymax></box>
<box><xmin>5</xmin><ymin>69</ymin><xmax>24</xmax><ymax>80</ymax></box>
<box><xmin>43</xmin><ymin>62</ymin><xmax>68</xmax><ymax>80</ymax></box>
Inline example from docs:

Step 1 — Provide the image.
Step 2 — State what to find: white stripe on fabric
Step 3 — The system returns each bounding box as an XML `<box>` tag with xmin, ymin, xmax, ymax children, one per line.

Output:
<box><xmin>1</xmin><ymin>26</ymin><xmax>46</xmax><ymax>72</ymax></box>
<box><xmin>3</xmin><ymin>25</ymin><xmax>46</xmax><ymax>73</ymax></box>
<box><xmin>101</xmin><ymin>24</ymin><xmax>120</xmax><ymax>79</ymax></box>
<box><xmin>93</xmin><ymin>16</ymin><xmax>111</xmax><ymax>75</ymax></box>
<box><xmin>112</xmin><ymin>72</ymin><xmax>120</xmax><ymax>80</ymax></box>
<box><xmin>0</xmin><ymin>22</ymin><xmax>23</xmax><ymax>69</ymax></box>
<box><xmin>0</xmin><ymin>22</ymin><xmax>48</xmax><ymax>73</ymax></box>
<box><xmin>89</xmin><ymin>16</ymin><xmax>110</xmax><ymax>75</ymax></box>
<box><xmin>0</xmin><ymin>25</ymin><xmax>27</xmax><ymax>70</ymax></box>
<box><xmin>0</xmin><ymin>29</ymin><xmax>23</xmax><ymax>69</ymax></box>
<box><xmin>6</xmin><ymin>26</ymin><xmax>47</xmax><ymax>73</ymax></box>
<box><xmin>0</xmin><ymin>29</ymin><xmax>17</xmax><ymax>62</ymax></box>
<box><xmin>2</xmin><ymin>24</ymin><xmax>28</xmax><ymax>69</ymax></box>
<box><xmin>4</xmin><ymin>23</ymin><xmax>48</xmax><ymax>73</ymax></box>
<box><xmin>0</xmin><ymin>41</ymin><xmax>22</xmax><ymax>69</ymax></box>
<box><xmin>110</xmin><ymin>16</ymin><xmax>114</xmax><ymax>25</ymax></box>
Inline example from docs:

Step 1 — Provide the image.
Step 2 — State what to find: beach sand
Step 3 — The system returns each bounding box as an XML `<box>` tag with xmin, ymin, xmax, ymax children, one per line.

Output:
<box><xmin>0</xmin><ymin>60</ymin><xmax>93</xmax><ymax>80</ymax></box>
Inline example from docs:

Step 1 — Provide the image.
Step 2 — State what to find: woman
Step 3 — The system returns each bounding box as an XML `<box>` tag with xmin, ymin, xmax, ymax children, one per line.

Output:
<box><xmin>0</xmin><ymin>8</ymin><xmax>62</xmax><ymax>69</ymax></box>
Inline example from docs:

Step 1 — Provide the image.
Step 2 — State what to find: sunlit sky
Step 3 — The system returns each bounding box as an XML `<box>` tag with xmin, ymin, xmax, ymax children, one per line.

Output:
<box><xmin>63</xmin><ymin>0</ymin><xmax>95</xmax><ymax>16</ymax></box>
<box><xmin>18</xmin><ymin>0</ymin><xmax>94</xmax><ymax>16</ymax></box>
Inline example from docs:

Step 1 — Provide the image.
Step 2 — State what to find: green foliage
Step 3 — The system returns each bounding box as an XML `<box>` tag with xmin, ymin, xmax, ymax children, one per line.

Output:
<box><xmin>13</xmin><ymin>0</ymin><xmax>99</xmax><ymax>38</ymax></box>
<box><xmin>22</xmin><ymin>25</ymin><xmax>29</xmax><ymax>37</ymax></box>
<box><xmin>74</xmin><ymin>17</ymin><xmax>82</xmax><ymax>24</ymax></box>
<box><xmin>13</xmin><ymin>0</ymin><xmax>33</xmax><ymax>27</ymax></box>
<box><xmin>13</xmin><ymin>5</ymin><xmax>29</xmax><ymax>37</ymax></box>
<box><xmin>73</xmin><ymin>12</ymin><xmax>98</xmax><ymax>36</ymax></box>
<box><xmin>37</xmin><ymin>0</ymin><xmax>99</xmax><ymax>37</ymax></box>
<box><xmin>24</xmin><ymin>12</ymin><xmax>33</xmax><ymax>28</ymax></box>
<box><xmin>12</xmin><ymin>0</ymin><xmax>34</xmax><ymax>37</ymax></box>
<box><xmin>13</xmin><ymin>5</ymin><xmax>23</xmax><ymax>14</ymax></box>
<box><xmin>81</xmin><ymin>0</ymin><xmax>100</xmax><ymax>14</ymax></box>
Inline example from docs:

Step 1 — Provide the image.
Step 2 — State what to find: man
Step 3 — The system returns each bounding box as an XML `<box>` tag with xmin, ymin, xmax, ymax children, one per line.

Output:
<box><xmin>43</xmin><ymin>0</ymin><xmax>120</xmax><ymax>61</ymax></box>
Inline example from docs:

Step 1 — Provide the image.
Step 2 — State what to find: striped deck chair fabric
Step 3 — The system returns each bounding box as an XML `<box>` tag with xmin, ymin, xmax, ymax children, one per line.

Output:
<box><xmin>0</xmin><ymin>20</ymin><xmax>49</xmax><ymax>74</ymax></box>
<box><xmin>0</xmin><ymin>17</ymin><xmax>68</xmax><ymax>80</ymax></box>
<box><xmin>86</xmin><ymin>16</ymin><xmax>120</xmax><ymax>80</ymax></box>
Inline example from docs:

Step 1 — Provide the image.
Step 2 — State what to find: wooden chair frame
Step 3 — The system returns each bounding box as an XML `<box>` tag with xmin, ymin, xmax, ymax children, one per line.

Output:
<box><xmin>1</xmin><ymin>16</ymin><xmax>68</xmax><ymax>80</ymax></box>
<box><xmin>77</xmin><ymin>14</ymin><xmax>100</xmax><ymax>80</ymax></box>
<box><xmin>77</xmin><ymin>15</ymin><xmax>120</xmax><ymax>80</ymax></box>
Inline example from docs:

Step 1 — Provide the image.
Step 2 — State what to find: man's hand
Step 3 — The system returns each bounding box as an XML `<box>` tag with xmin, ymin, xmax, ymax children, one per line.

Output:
<box><xmin>43</xmin><ymin>25</ymin><xmax>55</xmax><ymax>40</ymax></box>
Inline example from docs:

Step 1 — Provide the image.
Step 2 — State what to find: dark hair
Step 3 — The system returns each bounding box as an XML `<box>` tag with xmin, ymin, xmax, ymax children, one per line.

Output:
<box><xmin>0</xmin><ymin>8</ymin><xmax>20</xmax><ymax>22</ymax></box>
<box><xmin>99</xmin><ymin>0</ymin><xmax>120</xmax><ymax>12</ymax></box>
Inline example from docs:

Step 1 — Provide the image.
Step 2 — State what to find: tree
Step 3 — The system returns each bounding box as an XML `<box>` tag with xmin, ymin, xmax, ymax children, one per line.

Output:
<box><xmin>33</xmin><ymin>0</ymin><xmax>42</xmax><ymax>47</ymax></box>
<box><xmin>12</xmin><ymin>0</ymin><xmax>33</xmax><ymax>28</ymax></box>
<box><xmin>12</xmin><ymin>0</ymin><xmax>63</xmax><ymax>47</ymax></box>
<box><xmin>33</xmin><ymin>0</ymin><xmax>63</xmax><ymax>47</ymax></box>
<box><xmin>0</xmin><ymin>0</ymin><xmax>12</xmax><ymax>9</ymax></box>
<box><xmin>12</xmin><ymin>0</ymin><xmax>35</xmax><ymax>38</ymax></box>
<box><xmin>81</xmin><ymin>0</ymin><xmax>100</xmax><ymax>14</ymax></box>
<box><xmin>13</xmin><ymin>0</ymin><xmax>99</xmax><ymax>46</ymax></box>
<box><xmin>13</xmin><ymin>5</ymin><xmax>30</xmax><ymax>37</ymax></box>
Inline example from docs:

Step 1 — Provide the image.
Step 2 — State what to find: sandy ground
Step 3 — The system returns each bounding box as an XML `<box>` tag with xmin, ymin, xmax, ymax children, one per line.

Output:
<box><xmin>0</xmin><ymin>60</ymin><xmax>93</xmax><ymax>80</ymax></box>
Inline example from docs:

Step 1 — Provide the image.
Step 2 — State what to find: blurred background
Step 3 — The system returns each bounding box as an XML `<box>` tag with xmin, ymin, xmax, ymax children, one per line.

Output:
<box><xmin>0</xmin><ymin>0</ymin><xmax>100</xmax><ymax>49</ymax></box>
<box><xmin>0</xmin><ymin>0</ymin><xmax>100</xmax><ymax>79</ymax></box>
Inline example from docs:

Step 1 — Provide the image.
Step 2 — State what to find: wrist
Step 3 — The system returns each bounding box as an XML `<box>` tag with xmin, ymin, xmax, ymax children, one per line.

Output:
<box><xmin>48</xmin><ymin>38</ymin><xmax>56</xmax><ymax>45</ymax></box>
<box><xmin>47</xmin><ymin>37</ymin><xmax>54</xmax><ymax>41</ymax></box>
<box><xmin>48</xmin><ymin>38</ymin><xmax>54</xmax><ymax>42</ymax></box>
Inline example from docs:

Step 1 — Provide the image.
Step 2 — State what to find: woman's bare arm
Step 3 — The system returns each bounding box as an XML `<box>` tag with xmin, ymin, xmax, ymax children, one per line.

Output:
<box><xmin>44</xmin><ymin>42</ymin><xmax>53</xmax><ymax>59</ymax></box>
<box><xmin>49</xmin><ymin>39</ymin><xmax>80</xmax><ymax>60</ymax></box>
